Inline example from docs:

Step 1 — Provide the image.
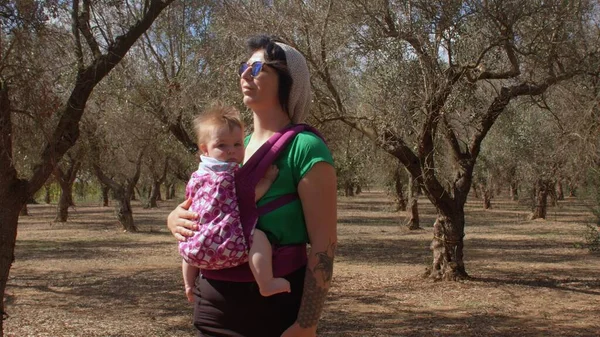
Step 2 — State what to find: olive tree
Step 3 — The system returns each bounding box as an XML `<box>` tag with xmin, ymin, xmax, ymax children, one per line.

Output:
<box><xmin>0</xmin><ymin>1</ymin><xmax>174</xmax><ymax>332</ymax></box>
<box><xmin>223</xmin><ymin>0</ymin><xmax>599</xmax><ymax>280</ymax></box>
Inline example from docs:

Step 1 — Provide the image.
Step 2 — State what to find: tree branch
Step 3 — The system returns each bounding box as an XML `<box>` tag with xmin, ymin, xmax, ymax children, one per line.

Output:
<box><xmin>92</xmin><ymin>164</ymin><xmax>121</xmax><ymax>193</ymax></box>
<box><xmin>128</xmin><ymin>149</ymin><xmax>145</xmax><ymax>192</ymax></box>
<box><xmin>474</xmin><ymin>24</ymin><xmax>520</xmax><ymax>81</ymax></box>
<box><xmin>0</xmin><ymin>80</ymin><xmax>18</xmax><ymax>191</ymax></box>
<box><xmin>441</xmin><ymin>113</ymin><xmax>463</xmax><ymax>160</ymax></box>
<box><xmin>142</xmin><ymin>31</ymin><xmax>171</xmax><ymax>83</ymax></box>
<box><xmin>27</xmin><ymin>0</ymin><xmax>175</xmax><ymax>197</ymax></box>
<box><xmin>470</xmin><ymin>73</ymin><xmax>577</xmax><ymax>160</ymax></box>
<box><xmin>71</xmin><ymin>0</ymin><xmax>84</xmax><ymax>70</ymax></box>
<box><xmin>78</xmin><ymin>0</ymin><xmax>102</xmax><ymax>60</ymax></box>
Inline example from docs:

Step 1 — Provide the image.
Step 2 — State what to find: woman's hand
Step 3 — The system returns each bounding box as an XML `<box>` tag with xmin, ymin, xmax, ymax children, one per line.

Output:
<box><xmin>167</xmin><ymin>198</ymin><xmax>199</xmax><ymax>241</ymax></box>
<box><xmin>280</xmin><ymin>323</ymin><xmax>316</xmax><ymax>337</ymax></box>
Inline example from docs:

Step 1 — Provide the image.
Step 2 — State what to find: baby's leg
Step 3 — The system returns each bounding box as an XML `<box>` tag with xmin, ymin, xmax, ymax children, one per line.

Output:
<box><xmin>182</xmin><ymin>260</ymin><xmax>199</xmax><ymax>303</ymax></box>
<box><xmin>249</xmin><ymin>229</ymin><xmax>291</xmax><ymax>297</ymax></box>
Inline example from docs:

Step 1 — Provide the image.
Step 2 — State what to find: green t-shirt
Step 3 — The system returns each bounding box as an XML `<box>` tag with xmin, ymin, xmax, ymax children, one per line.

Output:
<box><xmin>244</xmin><ymin>131</ymin><xmax>334</xmax><ymax>245</ymax></box>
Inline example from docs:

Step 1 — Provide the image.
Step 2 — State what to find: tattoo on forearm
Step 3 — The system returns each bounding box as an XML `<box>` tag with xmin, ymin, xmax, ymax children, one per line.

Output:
<box><xmin>297</xmin><ymin>241</ymin><xmax>336</xmax><ymax>329</ymax></box>
<box><xmin>314</xmin><ymin>241</ymin><xmax>336</xmax><ymax>283</ymax></box>
<box><xmin>297</xmin><ymin>268</ymin><xmax>328</xmax><ymax>328</ymax></box>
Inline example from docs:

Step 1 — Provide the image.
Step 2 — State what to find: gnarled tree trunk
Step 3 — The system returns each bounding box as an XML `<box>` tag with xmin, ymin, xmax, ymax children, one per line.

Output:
<box><xmin>480</xmin><ymin>184</ymin><xmax>492</xmax><ymax>209</ymax></box>
<box><xmin>113</xmin><ymin>190</ymin><xmax>137</xmax><ymax>232</ymax></box>
<box><xmin>404</xmin><ymin>177</ymin><xmax>420</xmax><ymax>230</ymax></box>
<box><xmin>567</xmin><ymin>180</ymin><xmax>577</xmax><ymax>197</ymax></box>
<box><xmin>429</xmin><ymin>211</ymin><xmax>467</xmax><ymax>281</ymax></box>
<box><xmin>44</xmin><ymin>184</ymin><xmax>52</xmax><ymax>204</ymax></box>
<box><xmin>148</xmin><ymin>181</ymin><xmax>161</xmax><ymax>208</ymax></box>
<box><xmin>165</xmin><ymin>182</ymin><xmax>175</xmax><ymax>200</ymax></box>
<box><xmin>0</xmin><ymin>183</ymin><xmax>28</xmax><ymax>334</ymax></box>
<box><xmin>93</xmin><ymin>151</ymin><xmax>144</xmax><ymax>232</ymax></box>
<box><xmin>394</xmin><ymin>167</ymin><xmax>407</xmax><ymax>211</ymax></box>
<box><xmin>54</xmin><ymin>161</ymin><xmax>81</xmax><ymax>222</ymax></box>
<box><xmin>556</xmin><ymin>180</ymin><xmax>564</xmax><ymax>200</ymax></box>
<box><xmin>101</xmin><ymin>184</ymin><xmax>110</xmax><ymax>207</ymax></box>
<box><xmin>344</xmin><ymin>181</ymin><xmax>355</xmax><ymax>197</ymax></box>
<box><xmin>148</xmin><ymin>157</ymin><xmax>168</xmax><ymax>208</ymax></box>
<box><xmin>55</xmin><ymin>184</ymin><xmax>74</xmax><ymax>222</ymax></box>
<box><xmin>531</xmin><ymin>179</ymin><xmax>552</xmax><ymax>220</ymax></box>
<box><xmin>509</xmin><ymin>181</ymin><xmax>519</xmax><ymax>201</ymax></box>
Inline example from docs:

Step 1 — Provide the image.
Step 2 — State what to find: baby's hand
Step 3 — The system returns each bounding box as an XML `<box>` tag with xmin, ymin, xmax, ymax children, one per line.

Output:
<box><xmin>185</xmin><ymin>286</ymin><xmax>194</xmax><ymax>303</ymax></box>
<box><xmin>264</xmin><ymin>165</ymin><xmax>279</xmax><ymax>182</ymax></box>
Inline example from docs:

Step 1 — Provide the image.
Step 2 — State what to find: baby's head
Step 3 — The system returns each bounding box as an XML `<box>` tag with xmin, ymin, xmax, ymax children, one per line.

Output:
<box><xmin>194</xmin><ymin>104</ymin><xmax>245</xmax><ymax>164</ymax></box>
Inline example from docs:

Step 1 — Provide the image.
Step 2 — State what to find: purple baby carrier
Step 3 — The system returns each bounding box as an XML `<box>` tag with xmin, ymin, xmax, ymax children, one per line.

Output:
<box><xmin>185</xmin><ymin>124</ymin><xmax>325</xmax><ymax>281</ymax></box>
<box><xmin>179</xmin><ymin>158</ymin><xmax>247</xmax><ymax>270</ymax></box>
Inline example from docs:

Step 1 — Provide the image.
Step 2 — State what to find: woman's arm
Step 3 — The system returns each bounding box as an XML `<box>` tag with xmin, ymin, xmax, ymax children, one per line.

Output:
<box><xmin>282</xmin><ymin>162</ymin><xmax>337</xmax><ymax>337</ymax></box>
<box><xmin>167</xmin><ymin>198</ymin><xmax>199</xmax><ymax>241</ymax></box>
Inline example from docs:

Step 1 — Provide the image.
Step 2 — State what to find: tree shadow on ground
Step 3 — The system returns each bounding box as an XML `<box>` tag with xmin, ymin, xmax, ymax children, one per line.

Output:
<box><xmin>8</xmin><ymin>267</ymin><xmax>195</xmax><ymax>335</ymax></box>
<box><xmin>15</xmin><ymin>239</ymin><xmax>174</xmax><ymax>262</ymax></box>
<box><xmin>337</xmin><ymin>238</ymin><xmax>430</xmax><ymax>266</ymax></box>
<box><xmin>465</xmin><ymin>238</ymin><xmax>587</xmax><ymax>263</ymax></box>
<box><xmin>469</xmin><ymin>275</ymin><xmax>600</xmax><ymax>296</ymax></box>
<box><xmin>319</xmin><ymin>291</ymin><xmax>600</xmax><ymax>337</ymax></box>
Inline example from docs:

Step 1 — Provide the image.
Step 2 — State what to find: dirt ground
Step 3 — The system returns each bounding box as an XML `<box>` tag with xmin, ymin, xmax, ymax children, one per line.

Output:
<box><xmin>4</xmin><ymin>191</ymin><xmax>600</xmax><ymax>337</ymax></box>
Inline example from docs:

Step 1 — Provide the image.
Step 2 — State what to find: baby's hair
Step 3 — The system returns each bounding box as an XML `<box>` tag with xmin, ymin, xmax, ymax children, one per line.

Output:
<box><xmin>194</xmin><ymin>103</ymin><xmax>244</xmax><ymax>146</ymax></box>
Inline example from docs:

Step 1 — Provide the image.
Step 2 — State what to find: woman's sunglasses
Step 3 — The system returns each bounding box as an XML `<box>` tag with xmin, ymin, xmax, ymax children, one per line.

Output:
<box><xmin>239</xmin><ymin>61</ymin><xmax>266</xmax><ymax>77</ymax></box>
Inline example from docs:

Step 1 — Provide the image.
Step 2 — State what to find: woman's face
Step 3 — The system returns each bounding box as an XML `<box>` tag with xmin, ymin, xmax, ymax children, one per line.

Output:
<box><xmin>240</xmin><ymin>49</ymin><xmax>280</xmax><ymax>111</ymax></box>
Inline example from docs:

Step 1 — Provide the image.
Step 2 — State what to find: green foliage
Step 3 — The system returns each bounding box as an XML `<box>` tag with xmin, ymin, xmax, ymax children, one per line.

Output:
<box><xmin>586</xmin><ymin>168</ymin><xmax>600</xmax><ymax>225</ymax></box>
<box><xmin>580</xmin><ymin>167</ymin><xmax>600</xmax><ymax>252</ymax></box>
<box><xmin>583</xmin><ymin>224</ymin><xmax>600</xmax><ymax>252</ymax></box>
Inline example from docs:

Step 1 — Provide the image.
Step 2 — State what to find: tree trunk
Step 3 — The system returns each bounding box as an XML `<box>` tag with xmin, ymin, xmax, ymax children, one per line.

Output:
<box><xmin>170</xmin><ymin>183</ymin><xmax>177</xmax><ymax>199</ymax></box>
<box><xmin>531</xmin><ymin>179</ymin><xmax>551</xmax><ymax>220</ymax></box>
<box><xmin>55</xmin><ymin>181</ymin><xmax>75</xmax><ymax>222</ymax></box>
<box><xmin>568</xmin><ymin>182</ymin><xmax>577</xmax><ymax>197</ymax></box>
<box><xmin>344</xmin><ymin>182</ymin><xmax>354</xmax><ymax>197</ymax></box>
<box><xmin>472</xmin><ymin>187</ymin><xmax>479</xmax><ymax>199</ymax></box>
<box><xmin>355</xmin><ymin>184</ymin><xmax>362</xmax><ymax>195</ymax></box>
<box><xmin>427</xmin><ymin>211</ymin><xmax>468</xmax><ymax>281</ymax></box>
<box><xmin>101</xmin><ymin>185</ymin><xmax>110</xmax><ymax>207</ymax></box>
<box><xmin>394</xmin><ymin>167</ymin><xmax>407</xmax><ymax>211</ymax></box>
<box><xmin>483</xmin><ymin>193</ymin><xmax>492</xmax><ymax>209</ymax></box>
<box><xmin>114</xmin><ymin>191</ymin><xmax>137</xmax><ymax>232</ymax></box>
<box><xmin>0</xmin><ymin>184</ymin><xmax>28</xmax><ymax>335</ymax></box>
<box><xmin>481</xmin><ymin>184</ymin><xmax>492</xmax><ymax>209</ymax></box>
<box><xmin>495</xmin><ymin>184</ymin><xmax>502</xmax><ymax>196</ymax></box>
<box><xmin>148</xmin><ymin>180</ymin><xmax>161</xmax><ymax>208</ymax></box>
<box><xmin>404</xmin><ymin>177</ymin><xmax>420</xmax><ymax>230</ymax></box>
<box><xmin>165</xmin><ymin>183</ymin><xmax>175</xmax><ymax>200</ymax></box>
<box><xmin>53</xmin><ymin>160</ymin><xmax>80</xmax><ymax>222</ymax></box>
<box><xmin>44</xmin><ymin>185</ymin><xmax>51</xmax><ymax>204</ymax></box>
<box><xmin>556</xmin><ymin>180</ymin><xmax>564</xmax><ymax>200</ymax></box>
<box><xmin>19</xmin><ymin>204</ymin><xmax>29</xmax><ymax>216</ymax></box>
<box><xmin>509</xmin><ymin>181</ymin><xmax>519</xmax><ymax>201</ymax></box>
<box><xmin>0</xmin><ymin>2</ymin><xmax>175</xmax><ymax>332</ymax></box>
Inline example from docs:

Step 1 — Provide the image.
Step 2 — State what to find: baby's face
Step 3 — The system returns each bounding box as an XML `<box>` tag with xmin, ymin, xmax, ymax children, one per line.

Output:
<box><xmin>202</xmin><ymin>125</ymin><xmax>244</xmax><ymax>164</ymax></box>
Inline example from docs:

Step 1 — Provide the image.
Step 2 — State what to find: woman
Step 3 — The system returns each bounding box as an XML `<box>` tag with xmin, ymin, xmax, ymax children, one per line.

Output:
<box><xmin>167</xmin><ymin>35</ymin><xmax>337</xmax><ymax>337</ymax></box>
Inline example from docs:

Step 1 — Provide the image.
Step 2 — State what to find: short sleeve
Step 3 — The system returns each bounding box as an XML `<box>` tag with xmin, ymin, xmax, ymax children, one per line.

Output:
<box><xmin>289</xmin><ymin>132</ymin><xmax>334</xmax><ymax>184</ymax></box>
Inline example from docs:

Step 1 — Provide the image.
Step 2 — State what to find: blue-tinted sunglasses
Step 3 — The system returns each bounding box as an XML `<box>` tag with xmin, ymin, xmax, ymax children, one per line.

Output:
<box><xmin>239</xmin><ymin>61</ymin><xmax>266</xmax><ymax>77</ymax></box>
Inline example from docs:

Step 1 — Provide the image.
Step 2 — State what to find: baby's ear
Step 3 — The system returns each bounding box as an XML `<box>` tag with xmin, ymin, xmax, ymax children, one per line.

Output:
<box><xmin>199</xmin><ymin>143</ymin><xmax>208</xmax><ymax>155</ymax></box>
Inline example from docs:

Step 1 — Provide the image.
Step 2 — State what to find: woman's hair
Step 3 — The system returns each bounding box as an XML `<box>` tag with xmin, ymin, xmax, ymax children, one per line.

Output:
<box><xmin>247</xmin><ymin>35</ymin><xmax>293</xmax><ymax>114</ymax></box>
<box><xmin>193</xmin><ymin>103</ymin><xmax>244</xmax><ymax>145</ymax></box>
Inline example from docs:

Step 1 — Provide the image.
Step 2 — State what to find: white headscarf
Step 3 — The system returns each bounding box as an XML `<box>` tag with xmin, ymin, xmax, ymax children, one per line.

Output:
<box><xmin>275</xmin><ymin>42</ymin><xmax>311</xmax><ymax>124</ymax></box>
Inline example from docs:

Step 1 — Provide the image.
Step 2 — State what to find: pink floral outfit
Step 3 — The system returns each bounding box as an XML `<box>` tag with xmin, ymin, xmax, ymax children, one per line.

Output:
<box><xmin>179</xmin><ymin>156</ymin><xmax>251</xmax><ymax>270</ymax></box>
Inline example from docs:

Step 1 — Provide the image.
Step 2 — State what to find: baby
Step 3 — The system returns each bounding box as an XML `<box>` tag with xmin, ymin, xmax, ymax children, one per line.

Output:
<box><xmin>181</xmin><ymin>104</ymin><xmax>291</xmax><ymax>301</ymax></box>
